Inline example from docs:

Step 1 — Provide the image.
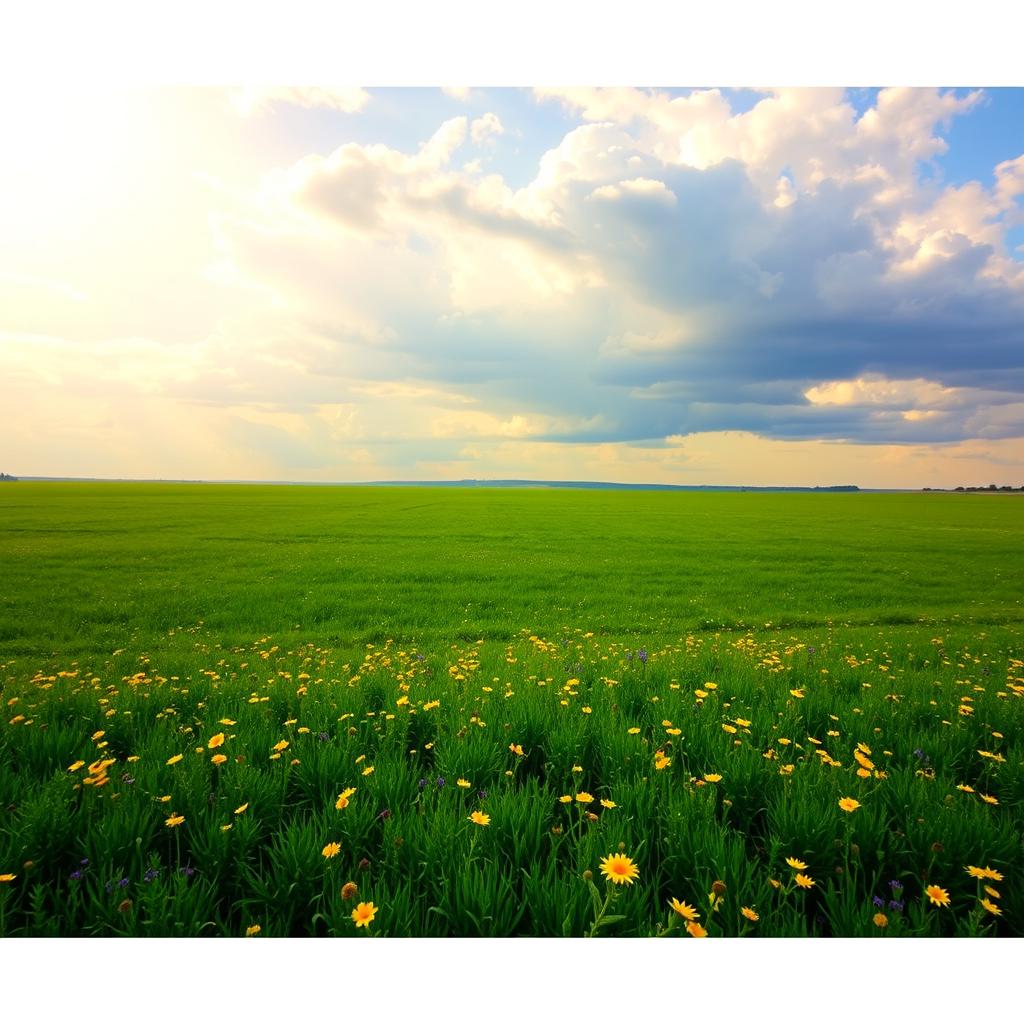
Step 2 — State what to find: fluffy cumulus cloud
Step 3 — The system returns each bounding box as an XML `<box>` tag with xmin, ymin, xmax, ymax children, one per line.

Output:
<box><xmin>3</xmin><ymin>87</ymin><xmax>1024</xmax><ymax>485</ymax></box>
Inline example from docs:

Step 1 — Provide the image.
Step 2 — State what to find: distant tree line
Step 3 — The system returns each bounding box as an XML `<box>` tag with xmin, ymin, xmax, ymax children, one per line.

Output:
<box><xmin>0</xmin><ymin>472</ymin><xmax>17</xmax><ymax>482</ymax></box>
<box><xmin>922</xmin><ymin>484</ymin><xmax>1024</xmax><ymax>492</ymax></box>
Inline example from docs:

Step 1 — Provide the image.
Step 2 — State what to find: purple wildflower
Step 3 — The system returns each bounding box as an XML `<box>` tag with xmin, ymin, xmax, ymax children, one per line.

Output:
<box><xmin>889</xmin><ymin>899</ymin><xmax>904</xmax><ymax>912</ymax></box>
<box><xmin>873</xmin><ymin>896</ymin><xmax>886</xmax><ymax>908</ymax></box>
<box><xmin>69</xmin><ymin>870</ymin><xmax>83</xmax><ymax>881</ymax></box>
<box><xmin>436</xmin><ymin>776</ymin><xmax>446</xmax><ymax>788</ymax></box>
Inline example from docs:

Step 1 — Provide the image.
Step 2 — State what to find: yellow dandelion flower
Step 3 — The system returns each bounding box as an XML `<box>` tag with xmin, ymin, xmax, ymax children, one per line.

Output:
<box><xmin>208</xmin><ymin>732</ymin><xmax>225</xmax><ymax>749</ymax></box>
<box><xmin>335</xmin><ymin>787</ymin><xmax>357</xmax><ymax>810</ymax></box>
<box><xmin>509</xmin><ymin>744</ymin><xmax>524</xmax><ymax>756</ymax></box>
<box><xmin>873</xmin><ymin>912</ymin><xmax>888</xmax><ymax>928</ymax></box>
<box><xmin>352</xmin><ymin>901</ymin><xmax>377</xmax><ymax>928</ymax></box>
<box><xmin>600</xmin><ymin>799</ymin><xmax>616</xmax><ymax>809</ymax></box>
<box><xmin>322</xmin><ymin>842</ymin><xmax>341</xmax><ymax>859</ymax></box>
<box><xmin>166</xmin><ymin>754</ymin><xmax>183</xmax><ymax>766</ymax></box>
<box><xmin>786</xmin><ymin>857</ymin><xmax>808</xmax><ymax>870</ymax></box>
<box><xmin>980</xmin><ymin>794</ymin><xmax>999</xmax><ymax>805</ymax></box>
<box><xmin>838</xmin><ymin>797</ymin><xmax>861</xmax><ymax>813</ymax></box>
<box><xmin>956</xmin><ymin>784</ymin><xmax>975</xmax><ymax>793</ymax></box>
<box><xmin>669</xmin><ymin>898</ymin><xmax>700</xmax><ymax>921</ymax></box>
<box><xmin>219</xmin><ymin>719</ymin><xmax>236</xmax><ymax>726</ymax></box>
<box><xmin>165</xmin><ymin>814</ymin><xmax>185</xmax><ymax>828</ymax></box>
<box><xmin>468</xmin><ymin>810</ymin><xmax>490</xmax><ymax>826</ymax></box>
<box><xmin>0</xmin><ymin>874</ymin><xmax>16</xmax><ymax>883</ymax></box>
<box><xmin>362</xmin><ymin>765</ymin><xmax>375</xmax><ymax>776</ymax></box>
<box><xmin>246</xmin><ymin>924</ymin><xmax>261</xmax><ymax>936</ymax></box>
<box><xmin>576</xmin><ymin>792</ymin><xmax>594</xmax><ymax>804</ymax></box>
<box><xmin>984</xmin><ymin>885</ymin><xmax>1001</xmax><ymax>899</ymax></box>
<box><xmin>925</xmin><ymin>885</ymin><xmax>950</xmax><ymax>907</ymax></box>
<box><xmin>599</xmin><ymin>853</ymin><xmax>640</xmax><ymax>886</ymax></box>
<box><xmin>686</xmin><ymin>921</ymin><xmax>708</xmax><ymax>938</ymax></box>
<box><xmin>979</xmin><ymin>898</ymin><xmax>1001</xmax><ymax>916</ymax></box>
<box><xmin>234</xmin><ymin>803</ymin><xmax>249</xmax><ymax>815</ymax></box>
<box><xmin>558</xmin><ymin>795</ymin><xmax>573</xmax><ymax>804</ymax></box>
<box><xmin>272</xmin><ymin>740</ymin><xmax>289</xmax><ymax>752</ymax></box>
<box><xmin>68</xmin><ymin>761</ymin><xmax>85</xmax><ymax>772</ymax></box>
<box><xmin>704</xmin><ymin>774</ymin><xmax>722</xmax><ymax>783</ymax></box>
<box><xmin>741</xmin><ymin>906</ymin><xmax>759</xmax><ymax>922</ymax></box>
<box><xmin>627</xmin><ymin>727</ymin><xmax>641</xmax><ymax>735</ymax></box>
<box><xmin>457</xmin><ymin>779</ymin><xmax>471</xmax><ymax>788</ymax></box>
<box><xmin>210</xmin><ymin>753</ymin><xmax>227</xmax><ymax>766</ymax></box>
<box><xmin>794</xmin><ymin>873</ymin><xmax>815</xmax><ymax>889</ymax></box>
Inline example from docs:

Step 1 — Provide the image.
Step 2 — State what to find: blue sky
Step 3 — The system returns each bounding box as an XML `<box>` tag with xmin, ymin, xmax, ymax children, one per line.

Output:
<box><xmin>2</xmin><ymin>86</ymin><xmax>1023</xmax><ymax>486</ymax></box>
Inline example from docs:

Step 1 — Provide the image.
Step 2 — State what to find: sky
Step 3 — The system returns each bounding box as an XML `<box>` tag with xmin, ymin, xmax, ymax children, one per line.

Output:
<box><xmin>3</xmin><ymin>85</ymin><xmax>1024</xmax><ymax>488</ymax></box>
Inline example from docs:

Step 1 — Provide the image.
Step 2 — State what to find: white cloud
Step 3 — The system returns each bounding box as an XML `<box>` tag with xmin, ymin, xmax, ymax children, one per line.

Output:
<box><xmin>470</xmin><ymin>112</ymin><xmax>504</xmax><ymax>144</ymax></box>
<box><xmin>229</xmin><ymin>86</ymin><xmax>370</xmax><ymax>116</ymax></box>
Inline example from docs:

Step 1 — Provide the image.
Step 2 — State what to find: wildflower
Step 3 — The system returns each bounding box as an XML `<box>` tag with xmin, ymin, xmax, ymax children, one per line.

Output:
<box><xmin>117</xmin><ymin>898</ymin><xmax>133</xmax><ymax>914</ymax></box>
<box><xmin>768</xmin><ymin>878</ymin><xmax>782</xmax><ymax>890</ymax></box>
<box><xmin>970</xmin><ymin>866</ymin><xmax>1004</xmax><ymax>882</ymax></box>
<box><xmin>210</xmin><ymin>754</ymin><xmax>227</xmax><ymax>766</ymax></box>
<box><xmin>925</xmin><ymin>885</ymin><xmax>950</xmax><ymax>907</ymax></box>
<box><xmin>576</xmin><ymin>792</ymin><xmax>594</xmax><ymax>804</ymax></box>
<box><xmin>165</xmin><ymin>814</ymin><xmax>185</xmax><ymax>828</ymax></box>
<box><xmin>166</xmin><ymin>754</ymin><xmax>183</xmax><ymax>766</ymax></box>
<box><xmin>741</xmin><ymin>907</ymin><xmax>759</xmax><ymax>922</ymax></box>
<box><xmin>558</xmin><ymin>795</ymin><xmax>573</xmax><ymax>804</ymax></box>
<box><xmin>980</xmin><ymin>794</ymin><xmax>999</xmax><ymax>805</ymax></box>
<box><xmin>509</xmin><ymin>744</ymin><xmax>524</xmax><ymax>756</ymax></box>
<box><xmin>654</xmin><ymin>754</ymin><xmax>671</xmax><ymax>770</ymax></box>
<box><xmin>979</xmin><ymin>898</ymin><xmax>1002</xmax><ymax>916</ymax></box>
<box><xmin>795</xmin><ymin>874</ymin><xmax>815</xmax><ymax>889</ymax></box>
<box><xmin>352</xmin><ymin>902</ymin><xmax>377</xmax><ymax>928</ymax></box>
<box><xmin>786</xmin><ymin>857</ymin><xmax>808</xmax><ymax>871</ymax></box>
<box><xmin>600</xmin><ymin>799</ymin><xmax>616</xmax><ymax>809</ymax></box>
<box><xmin>208</xmin><ymin>733</ymin><xmax>225</xmax><ymax>749</ymax></box>
<box><xmin>246</xmin><ymin>925</ymin><xmax>262</xmax><ymax>936</ymax></box>
<box><xmin>219</xmin><ymin>719</ymin><xmax>236</xmax><ymax>726</ymax></box>
<box><xmin>468</xmin><ymin>811</ymin><xmax>490</xmax><ymax>826</ymax></box>
<box><xmin>711</xmin><ymin>880</ymin><xmax>727</xmax><ymax>897</ymax></box>
<box><xmin>68</xmin><ymin>761</ymin><xmax>85</xmax><ymax>772</ymax></box>
<box><xmin>669</xmin><ymin>898</ymin><xmax>700</xmax><ymax>921</ymax></box>
<box><xmin>704</xmin><ymin>774</ymin><xmax>722</xmax><ymax>783</ymax></box>
<box><xmin>873</xmin><ymin>912</ymin><xmax>888</xmax><ymax>928</ymax></box>
<box><xmin>457</xmin><ymin>779</ymin><xmax>471</xmax><ymax>789</ymax></box>
<box><xmin>599</xmin><ymin>853</ymin><xmax>640</xmax><ymax>886</ymax></box>
<box><xmin>322</xmin><ymin>842</ymin><xmax>341</xmax><ymax>859</ymax></box>
<box><xmin>984</xmin><ymin>885</ymin><xmax>1001</xmax><ymax>899</ymax></box>
<box><xmin>436</xmin><ymin>777</ymin><xmax>446</xmax><ymax>788</ymax></box>
<box><xmin>838</xmin><ymin>797</ymin><xmax>861</xmax><ymax>813</ymax></box>
<box><xmin>272</xmin><ymin>740</ymin><xmax>289</xmax><ymax>752</ymax></box>
<box><xmin>361</xmin><ymin>765</ymin><xmax>375</xmax><ymax>776</ymax></box>
<box><xmin>873</xmin><ymin>896</ymin><xmax>885</xmax><ymax>908</ymax></box>
<box><xmin>234</xmin><ymin>803</ymin><xmax>249</xmax><ymax>815</ymax></box>
<box><xmin>686</xmin><ymin>921</ymin><xmax>708</xmax><ymax>938</ymax></box>
<box><xmin>341</xmin><ymin>882</ymin><xmax>358</xmax><ymax>901</ymax></box>
<box><xmin>0</xmin><ymin>874</ymin><xmax>16</xmax><ymax>883</ymax></box>
<box><xmin>627</xmin><ymin>727</ymin><xmax>641</xmax><ymax>735</ymax></box>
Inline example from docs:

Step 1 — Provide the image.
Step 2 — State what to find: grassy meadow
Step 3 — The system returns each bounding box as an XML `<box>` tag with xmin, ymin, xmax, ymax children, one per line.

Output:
<box><xmin>0</xmin><ymin>482</ymin><xmax>1022</xmax><ymax>937</ymax></box>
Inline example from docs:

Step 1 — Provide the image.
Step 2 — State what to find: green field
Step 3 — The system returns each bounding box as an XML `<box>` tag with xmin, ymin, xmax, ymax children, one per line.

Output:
<box><xmin>0</xmin><ymin>483</ymin><xmax>1022</xmax><ymax>936</ymax></box>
